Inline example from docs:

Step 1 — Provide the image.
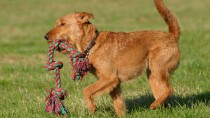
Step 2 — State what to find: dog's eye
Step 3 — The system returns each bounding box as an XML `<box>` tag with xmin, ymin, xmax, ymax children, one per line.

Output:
<box><xmin>60</xmin><ymin>23</ymin><xmax>65</xmax><ymax>26</ymax></box>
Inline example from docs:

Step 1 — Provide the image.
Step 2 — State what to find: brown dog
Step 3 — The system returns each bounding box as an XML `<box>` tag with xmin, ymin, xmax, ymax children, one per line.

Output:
<box><xmin>44</xmin><ymin>0</ymin><xmax>180</xmax><ymax>117</ymax></box>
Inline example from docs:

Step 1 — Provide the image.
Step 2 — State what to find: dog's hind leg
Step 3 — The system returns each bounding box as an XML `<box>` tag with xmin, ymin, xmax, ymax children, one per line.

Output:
<box><xmin>147</xmin><ymin>68</ymin><xmax>172</xmax><ymax>109</ymax></box>
<box><xmin>148</xmin><ymin>48</ymin><xmax>180</xmax><ymax>109</ymax></box>
<box><xmin>110</xmin><ymin>83</ymin><xmax>126</xmax><ymax>117</ymax></box>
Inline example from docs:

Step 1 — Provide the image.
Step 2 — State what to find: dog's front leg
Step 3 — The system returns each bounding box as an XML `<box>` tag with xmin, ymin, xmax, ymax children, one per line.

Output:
<box><xmin>83</xmin><ymin>76</ymin><xmax>119</xmax><ymax>113</ymax></box>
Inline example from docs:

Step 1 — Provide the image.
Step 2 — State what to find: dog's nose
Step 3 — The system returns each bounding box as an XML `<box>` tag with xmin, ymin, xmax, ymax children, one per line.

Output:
<box><xmin>44</xmin><ymin>34</ymin><xmax>49</xmax><ymax>40</ymax></box>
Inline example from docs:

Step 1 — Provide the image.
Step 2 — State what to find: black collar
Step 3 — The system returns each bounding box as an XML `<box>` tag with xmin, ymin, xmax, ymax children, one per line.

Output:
<box><xmin>84</xmin><ymin>31</ymin><xmax>100</xmax><ymax>57</ymax></box>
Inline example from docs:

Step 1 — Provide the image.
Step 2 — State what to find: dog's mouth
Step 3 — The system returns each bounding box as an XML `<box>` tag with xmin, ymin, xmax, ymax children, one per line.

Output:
<box><xmin>47</xmin><ymin>40</ymin><xmax>54</xmax><ymax>44</ymax></box>
<box><xmin>47</xmin><ymin>38</ymin><xmax>66</xmax><ymax>44</ymax></box>
<box><xmin>47</xmin><ymin>38</ymin><xmax>76</xmax><ymax>54</ymax></box>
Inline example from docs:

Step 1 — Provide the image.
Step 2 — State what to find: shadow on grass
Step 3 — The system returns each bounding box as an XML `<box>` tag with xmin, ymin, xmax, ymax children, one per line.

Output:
<box><xmin>126</xmin><ymin>91</ymin><xmax>210</xmax><ymax>112</ymax></box>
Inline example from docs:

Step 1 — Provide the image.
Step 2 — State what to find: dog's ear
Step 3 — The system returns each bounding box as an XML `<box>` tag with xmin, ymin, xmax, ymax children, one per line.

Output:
<box><xmin>76</xmin><ymin>12</ymin><xmax>94</xmax><ymax>24</ymax></box>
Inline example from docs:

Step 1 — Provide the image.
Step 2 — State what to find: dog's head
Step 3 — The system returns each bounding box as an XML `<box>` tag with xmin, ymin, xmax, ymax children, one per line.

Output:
<box><xmin>44</xmin><ymin>12</ymin><xmax>97</xmax><ymax>52</ymax></box>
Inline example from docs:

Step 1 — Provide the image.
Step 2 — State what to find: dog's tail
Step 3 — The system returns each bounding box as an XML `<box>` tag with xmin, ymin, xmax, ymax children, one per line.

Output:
<box><xmin>154</xmin><ymin>0</ymin><xmax>180</xmax><ymax>40</ymax></box>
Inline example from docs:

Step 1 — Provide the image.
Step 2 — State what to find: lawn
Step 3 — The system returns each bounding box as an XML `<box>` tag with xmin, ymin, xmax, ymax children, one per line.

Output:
<box><xmin>0</xmin><ymin>0</ymin><xmax>210</xmax><ymax>117</ymax></box>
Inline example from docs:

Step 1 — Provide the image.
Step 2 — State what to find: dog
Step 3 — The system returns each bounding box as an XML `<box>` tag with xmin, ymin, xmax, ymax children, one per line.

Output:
<box><xmin>44</xmin><ymin>0</ymin><xmax>180</xmax><ymax>117</ymax></box>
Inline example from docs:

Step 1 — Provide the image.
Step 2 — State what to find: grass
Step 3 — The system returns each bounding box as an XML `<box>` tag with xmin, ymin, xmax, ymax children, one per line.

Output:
<box><xmin>0</xmin><ymin>0</ymin><xmax>210</xmax><ymax>117</ymax></box>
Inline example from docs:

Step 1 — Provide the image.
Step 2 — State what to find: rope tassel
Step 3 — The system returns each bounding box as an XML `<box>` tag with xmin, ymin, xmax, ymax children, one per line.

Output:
<box><xmin>45</xmin><ymin>88</ymin><xmax>68</xmax><ymax>116</ymax></box>
<box><xmin>44</xmin><ymin>41</ymin><xmax>91</xmax><ymax>116</ymax></box>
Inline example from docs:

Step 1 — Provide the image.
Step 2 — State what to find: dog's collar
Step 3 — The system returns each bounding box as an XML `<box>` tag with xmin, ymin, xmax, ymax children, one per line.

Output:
<box><xmin>84</xmin><ymin>31</ymin><xmax>100</xmax><ymax>57</ymax></box>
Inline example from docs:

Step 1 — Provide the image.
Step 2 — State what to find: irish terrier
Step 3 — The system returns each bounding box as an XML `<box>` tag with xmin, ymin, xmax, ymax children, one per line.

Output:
<box><xmin>44</xmin><ymin>0</ymin><xmax>180</xmax><ymax>117</ymax></box>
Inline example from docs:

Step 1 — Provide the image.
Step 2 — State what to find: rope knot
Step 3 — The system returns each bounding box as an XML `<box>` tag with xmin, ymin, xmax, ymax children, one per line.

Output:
<box><xmin>44</xmin><ymin>61</ymin><xmax>63</xmax><ymax>71</ymax></box>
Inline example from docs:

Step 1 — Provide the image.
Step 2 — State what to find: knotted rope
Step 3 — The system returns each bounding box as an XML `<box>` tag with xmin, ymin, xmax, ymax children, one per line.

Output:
<box><xmin>44</xmin><ymin>41</ymin><xmax>91</xmax><ymax>116</ymax></box>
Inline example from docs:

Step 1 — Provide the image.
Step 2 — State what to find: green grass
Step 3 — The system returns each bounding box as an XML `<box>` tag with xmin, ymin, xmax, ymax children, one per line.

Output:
<box><xmin>0</xmin><ymin>0</ymin><xmax>210</xmax><ymax>117</ymax></box>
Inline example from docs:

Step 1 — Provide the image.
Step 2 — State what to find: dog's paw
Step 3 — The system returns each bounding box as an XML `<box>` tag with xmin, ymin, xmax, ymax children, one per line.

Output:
<box><xmin>88</xmin><ymin>104</ymin><xmax>97</xmax><ymax>113</ymax></box>
<box><xmin>149</xmin><ymin>101</ymin><xmax>160</xmax><ymax>110</ymax></box>
<box><xmin>150</xmin><ymin>102</ymin><xmax>169</xmax><ymax>110</ymax></box>
<box><xmin>150</xmin><ymin>104</ymin><xmax>157</xmax><ymax>110</ymax></box>
<box><xmin>86</xmin><ymin>102</ymin><xmax>97</xmax><ymax>113</ymax></box>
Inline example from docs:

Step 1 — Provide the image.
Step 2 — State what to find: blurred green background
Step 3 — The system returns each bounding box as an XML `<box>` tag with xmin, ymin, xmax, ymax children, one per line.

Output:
<box><xmin>0</xmin><ymin>0</ymin><xmax>209</xmax><ymax>117</ymax></box>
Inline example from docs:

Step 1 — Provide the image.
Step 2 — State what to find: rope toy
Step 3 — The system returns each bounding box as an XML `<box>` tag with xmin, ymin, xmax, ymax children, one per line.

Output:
<box><xmin>44</xmin><ymin>41</ymin><xmax>91</xmax><ymax>116</ymax></box>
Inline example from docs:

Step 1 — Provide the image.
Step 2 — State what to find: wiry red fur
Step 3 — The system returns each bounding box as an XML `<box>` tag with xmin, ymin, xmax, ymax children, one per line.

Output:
<box><xmin>45</xmin><ymin>0</ymin><xmax>181</xmax><ymax>117</ymax></box>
